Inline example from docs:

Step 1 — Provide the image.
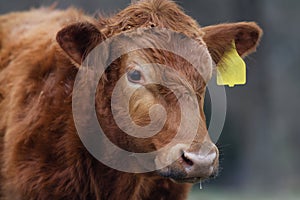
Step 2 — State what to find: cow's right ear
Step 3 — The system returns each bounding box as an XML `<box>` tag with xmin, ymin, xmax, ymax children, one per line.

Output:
<box><xmin>56</xmin><ymin>22</ymin><xmax>104</xmax><ymax>65</ymax></box>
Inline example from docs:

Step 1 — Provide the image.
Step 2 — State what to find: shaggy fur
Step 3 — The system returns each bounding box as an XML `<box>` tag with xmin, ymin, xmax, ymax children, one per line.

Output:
<box><xmin>0</xmin><ymin>0</ymin><xmax>262</xmax><ymax>199</ymax></box>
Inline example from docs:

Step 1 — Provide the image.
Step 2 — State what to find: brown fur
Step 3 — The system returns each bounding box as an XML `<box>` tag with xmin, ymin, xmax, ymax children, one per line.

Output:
<box><xmin>0</xmin><ymin>0</ymin><xmax>262</xmax><ymax>199</ymax></box>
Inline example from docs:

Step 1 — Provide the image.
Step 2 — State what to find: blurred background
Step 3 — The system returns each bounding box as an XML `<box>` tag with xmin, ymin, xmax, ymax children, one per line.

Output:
<box><xmin>1</xmin><ymin>0</ymin><xmax>299</xmax><ymax>199</ymax></box>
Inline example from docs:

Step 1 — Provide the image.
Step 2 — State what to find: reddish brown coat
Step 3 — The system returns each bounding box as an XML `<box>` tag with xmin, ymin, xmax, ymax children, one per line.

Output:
<box><xmin>0</xmin><ymin>0</ymin><xmax>262</xmax><ymax>199</ymax></box>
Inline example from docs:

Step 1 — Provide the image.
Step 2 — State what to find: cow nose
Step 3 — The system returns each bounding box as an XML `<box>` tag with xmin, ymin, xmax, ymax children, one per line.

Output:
<box><xmin>181</xmin><ymin>145</ymin><xmax>219</xmax><ymax>179</ymax></box>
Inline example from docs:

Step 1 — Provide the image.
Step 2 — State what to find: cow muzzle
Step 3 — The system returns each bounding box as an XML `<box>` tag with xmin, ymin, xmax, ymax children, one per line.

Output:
<box><xmin>155</xmin><ymin>142</ymin><xmax>219</xmax><ymax>183</ymax></box>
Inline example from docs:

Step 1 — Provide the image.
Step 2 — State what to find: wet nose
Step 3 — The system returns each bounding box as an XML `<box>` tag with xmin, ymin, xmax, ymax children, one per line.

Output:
<box><xmin>181</xmin><ymin>145</ymin><xmax>219</xmax><ymax>179</ymax></box>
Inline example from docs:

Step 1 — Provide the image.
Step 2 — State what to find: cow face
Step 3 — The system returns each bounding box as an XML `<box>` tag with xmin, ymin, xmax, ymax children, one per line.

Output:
<box><xmin>57</xmin><ymin>19</ymin><xmax>261</xmax><ymax>183</ymax></box>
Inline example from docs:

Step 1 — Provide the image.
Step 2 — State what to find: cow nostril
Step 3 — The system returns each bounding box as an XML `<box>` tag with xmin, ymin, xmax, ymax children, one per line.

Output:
<box><xmin>181</xmin><ymin>153</ymin><xmax>193</xmax><ymax>166</ymax></box>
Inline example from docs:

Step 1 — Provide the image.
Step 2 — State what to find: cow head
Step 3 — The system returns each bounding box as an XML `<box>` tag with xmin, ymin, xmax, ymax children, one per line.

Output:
<box><xmin>57</xmin><ymin>0</ymin><xmax>262</xmax><ymax>183</ymax></box>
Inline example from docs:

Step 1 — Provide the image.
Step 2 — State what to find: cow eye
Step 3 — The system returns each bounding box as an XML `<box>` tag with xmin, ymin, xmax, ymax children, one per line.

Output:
<box><xmin>127</xmin><ymin>70</ymin><xmax>142</xmax><ymax>83</ymax></box>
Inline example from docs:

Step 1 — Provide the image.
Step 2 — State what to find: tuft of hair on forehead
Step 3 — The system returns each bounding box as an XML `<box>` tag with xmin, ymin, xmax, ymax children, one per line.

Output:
<box><xmin>99</xmin><ymin>0</ymin><xmax>204</xmax><ymax>40</ymax></box>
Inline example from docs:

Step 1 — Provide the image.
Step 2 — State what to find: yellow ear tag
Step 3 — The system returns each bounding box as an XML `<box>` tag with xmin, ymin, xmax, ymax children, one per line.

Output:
<box><xmin>217</xmin><ymin>41</ymin><xmax>246</xmax><ymax>87</ymax></box>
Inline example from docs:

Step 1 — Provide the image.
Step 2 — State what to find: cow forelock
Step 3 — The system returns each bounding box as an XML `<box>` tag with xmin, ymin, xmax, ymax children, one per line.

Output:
<box><xmin>99</xmin><ymin>0</ymin><xmax>204</xmax><ymax>40</ymax></box>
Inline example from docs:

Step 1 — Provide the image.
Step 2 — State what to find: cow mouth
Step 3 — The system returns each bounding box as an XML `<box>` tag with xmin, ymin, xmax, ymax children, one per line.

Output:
<box><xmin>170</xmin><ymin>177</ymin><xmax>202</xmax><ymax>184</ymax></box>
<box><xmin>156</xmin><ymin>166</ymin><xmax>218</xmax><ymax>184</ymax></box>
<box><xmin>156</xmin><ymin>168</ymin><xmax>203</xmax><ymax>184</ymax></box>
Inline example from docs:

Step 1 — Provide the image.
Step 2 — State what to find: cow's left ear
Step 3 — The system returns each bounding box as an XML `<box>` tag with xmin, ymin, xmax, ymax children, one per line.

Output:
<box><xmin>202</xmin><ymin>22</ymin><xmax>263</xmax><ymax>64</ymax></box>
<box><xmin>56</xmin><ymin>22</ymin><xmax>104</xmax><ymax>65</ymax></box>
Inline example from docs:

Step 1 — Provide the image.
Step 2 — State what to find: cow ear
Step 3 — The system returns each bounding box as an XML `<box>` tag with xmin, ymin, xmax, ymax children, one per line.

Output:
<box><xmin>56</xmin><ymin>22</ymin><xmax>104</xmax><ymax>65</ymax></box>
<box><xmin>202</xmin><ymin>22</ymin><xmax>263</xmax><ymax>64</ymax></box>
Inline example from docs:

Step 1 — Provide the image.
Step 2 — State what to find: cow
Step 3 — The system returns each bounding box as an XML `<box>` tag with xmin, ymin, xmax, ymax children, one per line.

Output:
<box><xmin>0</xmin><ymin>0</ymin><xmax>262</xmax><ymax>199</ymax></box>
